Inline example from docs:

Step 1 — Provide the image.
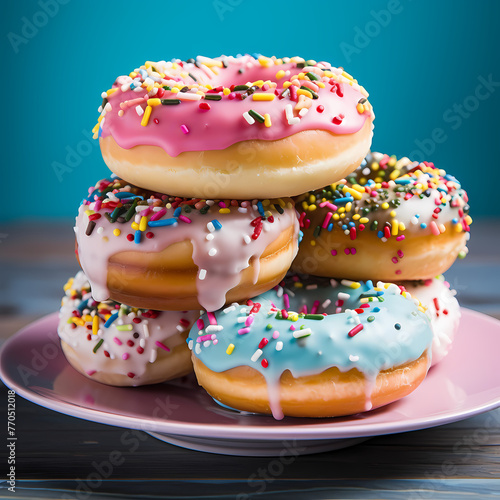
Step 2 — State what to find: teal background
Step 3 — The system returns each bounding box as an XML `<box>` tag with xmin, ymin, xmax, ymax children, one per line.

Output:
<box><xmin>2</xmin><ymin>0</ymin><xmax>499</xmax><ymax>221</ymax></box>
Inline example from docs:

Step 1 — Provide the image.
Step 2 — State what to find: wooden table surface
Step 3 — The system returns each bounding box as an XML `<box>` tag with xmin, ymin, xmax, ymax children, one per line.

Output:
<box><xmin>0</xmin><ymin>220</ymin><xmax>499</xmax><ymax>500</ymax></box>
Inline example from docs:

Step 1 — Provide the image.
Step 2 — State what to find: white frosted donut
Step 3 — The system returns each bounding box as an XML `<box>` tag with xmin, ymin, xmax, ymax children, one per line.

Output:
<box><xmin>401</xmin><ymin>276</ymin><xmax>460</xmax><ymax>367</ymax></box>
<box><xmin>95</xmin><ymin>55</ymin><xmax>374</xmax><ymax>199</ymax></box>
<box><xmin>58</xmin><ymin>272</ymin><xmax>199</xmax><ymax>386</ymax></box>
<box><xmin>75</xmin><ymin>176</ymin><xmax>299</xmax><ymax>312</ymax></box>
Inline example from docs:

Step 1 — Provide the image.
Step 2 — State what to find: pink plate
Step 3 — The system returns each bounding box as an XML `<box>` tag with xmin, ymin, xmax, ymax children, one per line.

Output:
<box><xmin>1</xmin><ymin>309</ymin><xmax>500</xmax><ymax>456</ymax></box>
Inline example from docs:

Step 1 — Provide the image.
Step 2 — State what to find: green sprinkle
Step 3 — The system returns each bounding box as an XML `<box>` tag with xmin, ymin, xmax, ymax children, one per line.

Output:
<box><xmin>266</xmin><ymin>324</ymin><xmax>273</xmax><ymax>330</ymax></box>
<box><xmin>303</xmin><ymin>314</ymin><xmax>324</xmax><ymax>320</ymax></box>
<box><xmin>313</xmin><ymin>226</ymin><xmax>321</xmax><ymax>238</ymax></box>
<box><xmin>248</xmin><ymin>109</ymin><xmax>265</xmax><ymax>123</ymax></box>
<box><xmin>367</xmin><ymin>316</ymin><xmax>375</xmax><ymax>322</ymax></box>
<box><xmin>111</xmin><ymin>207</ymin><xmax>123</xmax><ymax>223</ymax></box>
<box><xmin>306</xmin><ymin>71</ymin><xmax>319</xmax><ymax>81</ymax></box>
<box><xmin>162</xmin><ymin>86</ymin><xmax>171</xmax><ymax>91</ymax></box>
<box><xmin>161</xmin><ymin>99</ymin><xmax>181</xmax><ymax>105</ymax></box>
<box><xmin>370</xmin><ymin>220</ymin><xmax>379</xmax><ymax>231</ymax></box>
<box><xmin>93</xmin><ymin>339</ymin><xmax>104</xmax><ymax>353</ymax></box>
<box><xmin>124</xmin><ymin>199</ymin><xmax>139</xmax><ymax>222</ymax></box>
<box><xmin>299</xmin><ymin>86</ymin><xmax>318</xmax><ymax>99</ymax></box>
<box><xmin>116</xmin><ymin>324</ymin><xmax>133</xmax><ymax>331</ymax></box>
<box><xmin>233</xmin><ymin>85</ymin><xmax>249</xmax><ymax>91</ymax></box>
<box><xmin>274</xmin><ymin>204</ymin><xmax>284</xmax><ymax>214</ymax></box>
<box><xmin>204</xmin><ymin>94</ymin><xmax>222</xmax><ymax>101</ymax></box>
<box><xmin>188</xmin><ymin>73</ymin><xmax>197</xmax><ymax>82</ymax></box>
<box><xmin>200</xmin><ymin>205</ymin><xmax>210</xmax><ymax>214</ymax></box>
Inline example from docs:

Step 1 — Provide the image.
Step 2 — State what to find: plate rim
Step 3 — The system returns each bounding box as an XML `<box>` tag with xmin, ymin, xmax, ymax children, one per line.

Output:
<box><xmin>1</xmin><ymin>308</ymin><xmax>500</xmax><ymax>440</ymax></box>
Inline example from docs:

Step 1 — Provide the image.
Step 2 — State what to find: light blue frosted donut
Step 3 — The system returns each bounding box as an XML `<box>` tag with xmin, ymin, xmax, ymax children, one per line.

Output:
<box><xmin>188</xmin><ymin>275</ymin><xmax>433</xmax><ymax>419</ymax></box>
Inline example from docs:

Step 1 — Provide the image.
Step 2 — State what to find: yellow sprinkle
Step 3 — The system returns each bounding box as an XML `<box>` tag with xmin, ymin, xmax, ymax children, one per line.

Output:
<box><xmin>399</xmin><ymin>222</ymin><xmax>406</xmax><ymax>231</ymax></box>
<box><xmin>92</xmin><ymin>315</ymin><xmax>99</xmax><ymax>335</ymax></box>
<box><xmin>106</xmin><ymin>88</ymin><xmax>118</xmax><ymax>96</ymax></box>
<box><xmin>223</xmin><ymin>87</ymin><xmax>231</xmax><ymax>96</ymax></box>
<box><xmin>131</xmin><ymin>222</ymin><xmax>139</xmax><ymax>230</ymax></box>
<box><xmin>219</xmin><ymin>208</ymin><xmax>231</xmax><ymax>214</ymax></box>
<box><xmin>171</xmin><ymin>87</ymin><xmax>180</xmax><ymax>93</ymax></box>
<box><xmin>310</xmin><ymin>240</ymin><xmax>316</xmax><ymax>246</ymax></box>
<box><xmin>294</xmin><ymin>282</ymin><xmax>304</xmax><ymax>288</ymax></box>
<box><xmin>350</xmin><ymin>282</ymin><xmax>361</xmax><ymax>289</ymax></box>
<box><xmin>251</xmin><ymin>80</ymin><xmax>264</xmax><ymax>87</ymax></box>
<box><xmin>359</xmin><ymin>217</ymin><xmax>369</xmax><ymax>224</ymax></box>
<box><xmin>389</xmin><ymin>169</ymin><xmax>401</xmax><ymax>180</ymax></box>
<box><xmin>283</xmin><ymin>81</ymin><xmax>292</xmax><ymax>89</ymax></box>
<box><xmin>455</xmin><ymin>223</ymin><xmax>463</xmax><ymax>232</ymax></box>
<box><xmin>418</xmin><ymin>305</ymin><xmax>426</xmax><ymax>313</ymax></box>
<box><xmin>323</xmin><ymin>71</ymin><xmax>334</xmax><ymax>77</ymax></box>
<box><xmin>297</xmin><ymin>88</ymin><xmax>313</xmax><ymax>99</ymax></box>
<box><xmin>83</xmin><ymin>314</ymin><xmax>92</xmax><ymax>322</ymax></box>
<box><xmin>342</xmin><ymin>186</ymin><xmax>363</xmax><ymax>200</ymax></box>
<box><xmin>352</xmin><ymin>214</ymin><xmax>361</xmax><ymax>221</ymax></box>
<box><xmin>73</xmin><ymin>318</ymin><xmax>85</xmax><ymax>326</ymax></box>
<box><xmin>388</xmin><ymin>157</ymin><xmax>397</xmax><ymax>167</ymax></box>
<box><xmin>276</xmin><ymin>198</ymin><xmax>286</xmax><ymax>207</ymax></box>
<box><xmin>345</xmin><ymin>202</ymin><xmax>352</xmax><ymax>212</ymax></box>
<box><xmin>113</xmin><ymin>228</ymin><xmax>121</xmax><ymax>237</ymax></box>
<box><xmin>317</xmin><ymin>81</ymin><xmax>325</xmax><ymax>88</ymax></box>
<box><xmin>258</xmin><ymin>57</ymin><xmax>273</xmax><ymax>68</ymax></box>
<box><xmin>391</xmin><ymin>220</ymin><xmax>399</xmax><ymax>236</ymax></box>
<box><xmin>351</xmin><ymin>184</ymin><xmax>366</xmax><ymax>193</ymax></box>
<box><xmin>342</xmin><ymin>70</ymin><xmax>354</xmax><ymax>81</ymax></box>
<box><xmin>372</xmin><ymin>162</ymin><xmax>379</xmax><ymax>171</ymax></box>
<box><xmin>226</xmin><ymin>343</ymin><xmax>235</xmax><ymax>355</ymax></box>
<box><xmin>390</xmin><ymin>210</ymin><xmax>396</xmax><ymax>217</ymax></box>
<box><xmin>340</xmin><ymin>213</ymin><xmax>346</xmax><ymax>219</ymax></box>
<box><xmin>252</xmin><ymin>93</ymin><xmax>275</xmax><ymax>101</ymax></box>
<box><xmin>92</xmin><ymin>123</ymin><xmax>99</xmax><ymax>134</ymax></box>
<box><xmin>465</xmin><ymin>215</ymin><xmax>473</xmax><ymax>225</ymax></box>
<box><xmin>381</xmin><ymin>202</ymin><xmax>390</xmax><ymax>210</ymax></box>
<box><xmin>264</xmin><ymin>113</ymin><xmax>272</xmax><ymax>127</ymax></box>
<box><xmin>63</xmin><ymin>278</ymin><xmax>74</xmax><ymax>292</ymax></box>
<box><xmin>276</xmin><ymin>70</ymin><xmax>286</xmax><ymax>79</ymax></box>
<box><xmin>129</xmin><ymin>72</ymin><xmax>137</xmax><ymax>78</ymax></box>
<box><xmin>333</xmin><ymin>213</ymin><xmax>340</xmax><ymax>220</ymax></box>
<box><xmin>147</xmin><ymin>98</ymin><xmax>161</xmax><ymax>107</ymax></box>
<box><xmin>85</xmin><ymin>209</ymin><xmax>95</xmax><ymax>216</ymax></box>
<box><xmin>308</xmin><ymin>204</ymin><xmax>317</xmax><ymax>212</ymax></box>
<box><xmin>139</xmin><ymin>216</ymin><xmax>147</xmax><ymax>232</ymax></box>
<box><xmin>141</xmin><ymin>105</ymin><xmax>152</xmax><ymax>126</ymax></box>
<box><xmin>338</xmin><ymin>207</ymin><xmax>345</xmax><ymax>214</ymax></box>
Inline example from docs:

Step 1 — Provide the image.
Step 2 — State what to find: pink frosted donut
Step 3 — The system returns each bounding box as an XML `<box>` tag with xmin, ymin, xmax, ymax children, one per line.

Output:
<box><xmin>94</xmin><ymin>55</ymin><xmax>374</xmax><ymax>199</ymax></box>
<box><xmin>58</xmin><ymin>272</ymin><xmax>199</xmax><ymax>386</ymax></box>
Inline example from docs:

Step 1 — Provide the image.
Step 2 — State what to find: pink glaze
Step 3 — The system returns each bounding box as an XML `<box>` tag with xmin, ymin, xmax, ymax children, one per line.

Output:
<box><xmin>97</xmin><ymin>55</ymin><xmax>372</xmax><ymax>157</ymax></box>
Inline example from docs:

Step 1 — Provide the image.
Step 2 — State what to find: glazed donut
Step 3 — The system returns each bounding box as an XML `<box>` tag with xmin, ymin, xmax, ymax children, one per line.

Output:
<box><xmin>189</xmin><ymin>275</ymin><xmax>433</xmax><ymax>419</ymax></box>
<box><xmin>95</xmin><ymin>55</ymin><xmax>374</xmax><ymax>199</ymax></box>
<box><xmin>75</xmin><ymin>176</ymin><xmax>299</xmax><ymax>312</ymax></box>
<box><xmin>58</xmin><ymin>272</ymin><xmax>199</xmax><ymax>386</ymax></box>
<box><xmin>401</xmin><ymin>276</ymin><xmax>460</xmax><ymax>367</ymax></box>
<box><xmin>292</xmin><ymin>152</ymin><xmax>472</xmax><ymax>280</ymax></box>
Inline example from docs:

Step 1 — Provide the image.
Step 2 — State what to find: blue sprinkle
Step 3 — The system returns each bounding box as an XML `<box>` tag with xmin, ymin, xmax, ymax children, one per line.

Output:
<box><xmin>298</xmin><ymin>230</ymin><xmax>303</xmax><ymax>244</ymax></box>
<box><xmin>342</xmin><ymin>224</ymin><xmax>348</xmax><ymax>231</ymax></box>
<box><xmin>173</xmin><ymin>207</ymin><xmax>182</xmax><ymax>218</ymax></box>
<box><xmin>395</xmin><ymin>179</ymin><xmax>412</xmax><ymax>185</ymax></box>
<box><xmin>349</xmin><ymin>222</ymin><xmax>355</xmax><ymax>227</ymax></box>
<box><xmin>327</xmin><ymin>223</ymin><xmax>334</xmax><ymax>231</ymax></box>
<box><xmin>77</xmin><ymin>299</ymin><xmax>89</xmax><ymax>312</ymax></box>
<box><xmin>211</xmin><ymin>219</ymin><xmax>222</xmax><ymax>230</ymax></box>
<box><xmin>420</xmin><ymin>223</ymin><xmax>427</xmax><ymax>229</ymax></box>
<box><xmin>186</xmin><ymin>337</ymin><xmax>192</xmax><ymax>345</ymax></box>
<box><xmin>114</xmin><ymin>192</ymin><xmax>144</xmax><ymax>200</ymax></box>
<box><xmin>377</xmin><ymin>230</ymin><xmax>384</xmax><ymax>238</ymax></box>
<box><xmin>333</xmin><ymin>196</ymin><xmax>353</xmax><ymax>204</ymax></box>
<box><xmin>104</xmin><ymin>312</ymin><xmax>119</xmax><ymax>328</ymax></box>
<box><xmin>365</xmin><ymin>280</ymin><xmax>373</xmax><ymax>290</ymax></box>
<box><xmin>134</xmin><ymin>230</ymin><xmax>141</xmax><ymax>244</ymax></box>
<box><xmin>373</xmin><ymin>307</ymin><xmax>380</xmax><ymax>313</ymax></box>
<box><xmin>415</xmin><ymin>214</ymin><xmax>420</xmax><ymax>219</ymax></box>
<box><xmin>437</xmin><ymin>187</ymin><xmax>448</xmax><ymax>193</ymax></box>
<box><xmin>452</xmin><ymin>218</ymin><xmax>459</xmax><ymax>224</ymax></box>
<box><xmin>148</xmin><ymin>218</ymin><xmax>177</xmax><ymax>227</ymax></box>
<box><xmin>86</xmin><ymin>188</ymin><xmax>100</xmax><ymax>202</ymax></box>
<box><xmin>98</xmin><ymin>126</ymin><xmax>102</xmax><ymax>139</ymax></box>
<box><xmin>257</xmin><ymin>201</ymin><xmax>265</xmax><ymax>217</ymax></box>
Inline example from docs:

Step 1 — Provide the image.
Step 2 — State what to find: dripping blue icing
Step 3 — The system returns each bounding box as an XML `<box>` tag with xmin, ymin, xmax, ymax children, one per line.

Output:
<box><xmin>189</xmin><ymin>277</ymin><xmax>433</xmax><ymax>383</ymax></box>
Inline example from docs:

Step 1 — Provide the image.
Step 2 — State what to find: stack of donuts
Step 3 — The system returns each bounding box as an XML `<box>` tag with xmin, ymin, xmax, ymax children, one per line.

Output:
<box><xmin>58</xmin><ymin>55</ymin><xmax>471</xmax><ymax>419</ymax></box>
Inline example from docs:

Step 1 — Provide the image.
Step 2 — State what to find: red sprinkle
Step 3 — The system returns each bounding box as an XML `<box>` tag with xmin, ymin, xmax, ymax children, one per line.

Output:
<box><xmin>137</xmin><ymin>347</ymin><xmax>144</xmax><ymax>354</ymax></box>
<box><xmin>127</xmin><ymin>372</ymin><xmax>135</xmax><ymax>378</ymax></box>
<box><xmin>133</xmin><ymin>318</ymin><xmax>142</xmax><ymax>324</ymax></box>
<box><xmin>258</xmin><ymin>338</ymin><xmax>269</xmax><ymax>349</ymax></box>
<box><xmin>146</xmin><ymin>232</ymin><xmax>154</xmax><ymax>239</ymax></box>
<box><xmin>126</xmin><ymin>234</ymin><xmax>134</xmax><ymax>241</ymax></box>
<box><xmin>348</xmin><ymin>324</ymin><xmax>364</xmax><ymax>337</ymax></box>
<box><xmin>316</xmin><ymin>105</ymin><xmax>324</xmax><ymax>113</ymax></box>
<box><xmin>261</xmin><ymin>359</ymin><xmax>269</xmax><ymax>368</ymax></box>
<box><xmin>199</xmin><ymin>102</ymin><xmax>211</xmax><ymax>110</ymax></box>
<box><xmin>127</xmin><ymin>340</ymin><xmax>135</xmax><ymax>347</ymax></box>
